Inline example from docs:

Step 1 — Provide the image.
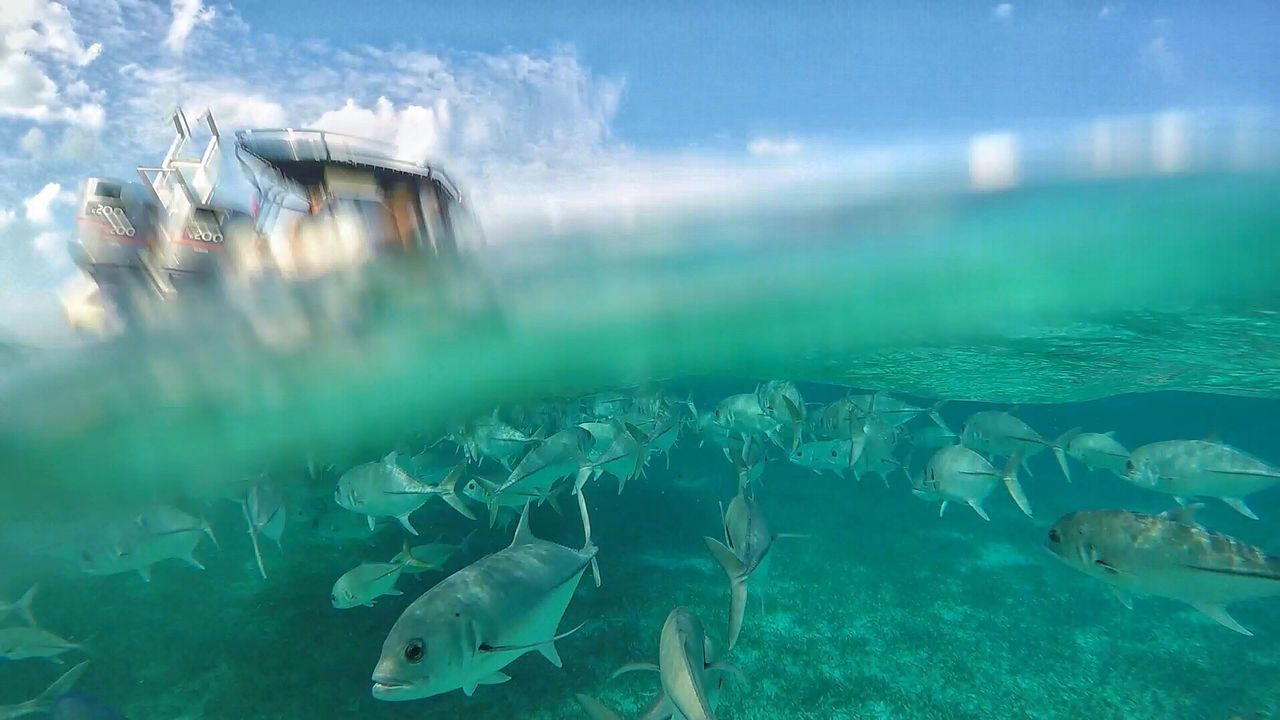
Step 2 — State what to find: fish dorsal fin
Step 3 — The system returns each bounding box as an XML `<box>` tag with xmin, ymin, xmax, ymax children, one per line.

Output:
<box><xmin>382</xmin><ymin>451</ymin><xmax>398</xmax><ymax>466</ymax></box>
<box><xmin>1161</xmin><ymin>503</ymin><xmax>1204</xmax><ymax>525</ymax></box>
<box><xmin>510</xmin><ymin>503</ymin><xmax>537</xmax><ymax>547</ymax></box>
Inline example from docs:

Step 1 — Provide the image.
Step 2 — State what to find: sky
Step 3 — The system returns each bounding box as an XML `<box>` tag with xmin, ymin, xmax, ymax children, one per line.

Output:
<box><xmin>1</xmin><ymin>0</ymin><xmax>1278</xmax><ymax>343</ymax></box>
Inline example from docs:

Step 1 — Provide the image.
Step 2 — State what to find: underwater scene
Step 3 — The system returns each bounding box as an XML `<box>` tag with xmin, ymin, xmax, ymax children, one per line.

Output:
<box><xmin>3</xmin><ymin>3</ymin><xmax>1280</xmax><ymax>720</ymax></box>
<box><xmin>2</xmin><ymin>168</ymin><xmax>1280</xmax><ymax>720</ymax></box>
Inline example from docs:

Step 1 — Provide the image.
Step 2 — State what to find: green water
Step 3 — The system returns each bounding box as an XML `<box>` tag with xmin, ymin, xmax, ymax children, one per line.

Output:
<box><xmin>1</xmin><ymin>171</ymin><xmax>1279</xmax><ymax>719</ymax></box>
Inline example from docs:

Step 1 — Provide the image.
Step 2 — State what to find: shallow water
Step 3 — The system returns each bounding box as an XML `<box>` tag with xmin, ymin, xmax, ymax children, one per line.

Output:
<box><xmin>2</xmin><ymin>171</ymin><xmax>1279</xmax><ymax>719</ymax></box>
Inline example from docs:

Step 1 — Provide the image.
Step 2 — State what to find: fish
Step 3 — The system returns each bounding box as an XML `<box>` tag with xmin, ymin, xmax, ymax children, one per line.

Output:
<box><xmin>849</xmin><ymin>392</ymin><xmax>947</xmax><ymax>430</ymax></box>
<box><xmin>1046</xmin><ymin>505</ymin><xmax>1280</xmax><ymax>635</ymax></box>
<box><xmin>1124</xmin><ymin>440</ymin><xmax>1280</xmax><ymax>519</ymax></box>
<box><xmin>461</xmin><ymin>473</ymin><xmax>544</xmax><ymax>527</ymax></box>
<box><xmin>391</xmin><ymin>530</ymin><xmax>477</xmax><ymax>574</ymax></box>
<box><xmin>913</xmin><ymin>445</ymin><xmax>1032</xmax><ymax>521</ymax></box>
<box><xmin>704</xmin><ymin>489</ymin><xmax>802</xmax><ymax>648</ymax></box>
<box><xmin>243</xmin><ymin>479</ymin><xmax>287</xmax><ymax>578</ymax></box>
<box><xmin>134</xmin><ymin>506</ymin><xmax>217</xmax><ymax>549</ymax></box>
<box><xmin>332</xmin><ymin>552</ymin><xmax>423</xmax><ymax>609</ymax></box>
<box><xmin>370</xmin><ymin>501</ymin><xmax>598</xmax><ymax>700</ymax></box>
<box><xmin>335</xmin><ymin>454</ymin><xmax>474</xmax><ymax>535</ymax></box>
<box><xmin>0</xmin><ymin>627</ymin><xmax>83</xmax><ymax>663</ymax></box>
<box><xmin>79</xmin><ymin>522</ymin><xmax>207</xmax><ymax>582</ymax></box>
<box><xmin>789</xmin><ymin>438</ymin><xmax>856</xmax><ymax>477</ymax></box>
<box><xmin>0</xmin><ymin>661</ymin><xmax>89</xmax><ymax>720</ymax></box>
<box><xmin>903</xmin><ymin>423</ymin><xmax>960</xmax><ymax>450</ymax></box>
<box><xmin>499</xmin><ymin>426</ymin><xmax>594</xmax><ymax>501</ymax></box>
<box><xmin>576</xmin><ymin>420</ymin><xmax>650</xmax><ymax>494</ymax></box>
<box><xmin>756</xmin><ymin>381</ymin><xmax>806</xmax><ymax>451</ymax></box>
<box><xmin>590</xmin><ymin>609</ymin><xmax>741</xmax><ymax>720</ymax></box>
<box><xmin>960</xmin><ymin>410</ymin><xmax>1057</xmax><ymax>477</ymax></box>
<box><xmin>468</xmin><ymin>410</ymin><xmax>542</xmax><ymax>469</ymax></box>
<box><xmin>0</xmin><ymin>585</ymin><xmax>38</xmax><ymax>627</ymax></box>
<box><xmin>658</xmin><ymin>608</ymin><xmax>735</xmax><ymax>720</ymax></box>
<box><xmin>713</xmin><ymin>393</ymin><xmax>780</xmax><ymax>440</ymax></box>
<box><xmin>1052</xmin><ymin>428</ymin><xmax>1129</xmax><ymax>482</ymax></box>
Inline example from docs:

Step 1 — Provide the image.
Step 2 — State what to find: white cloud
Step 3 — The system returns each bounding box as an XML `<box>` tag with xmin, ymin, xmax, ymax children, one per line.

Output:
<box><xmin>992</xmin><ymin>3</ymin><xmax>1014</xmax><ymax>20</ymax></box>
<box><xmin>31</xmin><ymin>230</ymin><xmax>67</xmax><ymax>268</ymax></box>
<box><xmin>22</xmin><ymin>182</ymin><xmax>74</xmax><ymax>224</ymax></box>
<box><xmin>164</xmin><ymin>0</ymin><xmax>216</xmax><ymax>54</ymax></box>
<box><xmin>747</xmin><ymin>137</ymin><xmax>802</xmax><ymax>158</ymax></box>
<box><xmin>0</xmin><ymin>208</ymin><xmax>15</xmax><ymax>228</ymax></box>
<box><xmin>968</xmin><ymin>132</ymin><xmax>1020</xmax><ymax>191</ymax></box>
<box><xmin>0</xmin><ymin>0</ymin><xmax>105</xmax><ymax>124</ymax></box>
<box><xmin>19</xmin><ymin>127</ymin><xmax>45</xmax><ymax>156</ymax></box>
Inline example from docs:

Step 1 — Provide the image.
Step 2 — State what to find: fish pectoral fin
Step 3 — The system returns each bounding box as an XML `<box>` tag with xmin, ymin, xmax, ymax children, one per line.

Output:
<box><xmin>366</xmin><ymin>515</ymin><xmax>377</xmax><ymax>532</ymax></box>
<box><xmin>396</xmin><ymin>514</ymin><xmax>420</xmax><ymax>536</ymax></box>
<box><xmin>478</xmin><ymin>671</ymin><xmax>511</xmax><ymax>685</ymax></box>
<box><xmin>1094</xmin><ymin>559</ymin><xmax>1121</xmax><ymax>575</ymax></box>
<box><xmin>478</xmin><ymin>620</ymin><xmax>587</xmax><ymax>655</ymax></box>
<box><xmin>575</xmin><ymin>694</ymin><xmax>625</xmax><ymax>720</ymax></box>
<box><xmin>610</xmin><ymin>662</ymin><xmax>661</xmax><ymax>679</ymax></box>
<box><xmin>967</xmin><ymin>501</ymin><xmax>990</xmax><ymax>522</ymax></box>
<box><xmin>706</xmin><ymin>660</ymin><xmax>747</xmax><ymax>685</ymax></box>
<box><xmin>1221</xmin><ymin>497</ymin><xmax>1260</xmax><ymax>520</ymax></box>
<box><xmin>1190</xmin><ymin>602</ymin><xmax>1254</xmax><ymax>636</ymax></box>
<box><xmin>1109</xmin><ymin>586</ymin><xmax>1134</xmax><ymax>610</ymax></box>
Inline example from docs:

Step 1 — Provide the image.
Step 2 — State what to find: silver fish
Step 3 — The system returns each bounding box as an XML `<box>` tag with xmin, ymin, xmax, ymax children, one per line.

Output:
<box><xmin>370</xmin><ymin>502</ymin><xmax>598</xmax><ymax>700</ymax></box>
<box><xmin>335</xmin><ymin>454</ymin><xmax>474</xmax><ymax>534</ymax></box>
<box><xmin>0</xmin><ymin>626</ymin><xmax>82</xmax><ymax>663</ymax></box>
<box><xmin>1053</xmin><ymin>428</ymin><xmax>1129</xmax><ymax>482</ymax></box>
<box><xmin>1125</xmin><ymin>439</ymin><xmax>1280</xmax><ymax>519</ymax></box>
<box><xmin>0</xmin><ymin>661</ymin><xmax>88</xmax><ymax>720</ymax></box>
<box><xmin>500</xmin><ymin>427</ymin><xmax>594</xmax><ymax>500</ymax></box>
<box><xmin>704</xmin><ymin>490</ymin><xmax>802</xmax><ymax>648</ymax></box>
<box><xmin>913</xmin><ymin>445</ymin><xmax>1032</xmax><ymax>521</ymax></box>
<box><xmin>1046</xmin><ymin>505</ymin><xmax>1280</xmax><ymax>635</ymax></box>
<box><xmin>960</xmin><ymin>410</ymin><xmax>1056</xmax><ymax>477</ymax></box>
<box><xmin>0</xmin><ymin>585</ymin><xmax>37</xmax><ymax>628</ymax></box>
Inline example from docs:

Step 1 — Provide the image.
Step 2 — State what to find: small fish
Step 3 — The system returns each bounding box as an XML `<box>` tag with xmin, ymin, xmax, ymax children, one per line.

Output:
<box><xmin>0</xmin><ymin>661</ymin><xmax>89</xmax><ymax>720</ymax></box>
<box><xmin>1052</xmin><ymin>428</ymin><xmax>1129</xmax><ymax>482</ymax></box>
<box><xmin>0</xmin><ymin>585</ymin><xmax>38</xmax><ymax>627</ymax></box>
<box><xmin>390</xmin><ymin>531</ymin><xmax>477</xmax><ymax>574</ymax></box>
<box><xmin>332</xmin><ymin>553</ymin><xmax>421</xmax><ymax>609</ymax></box>
<box><xmin>135</xmin><ymin>506</ymin><xmax>217</xmax><ymax>549</ymax></box>
<box><xmin>243</xmin><ymin>479</ymin><xmax>287</xmax><ymax>579</ymax></box>
<box><xmin>371</xmin><ymin>502</ymin><xmax>598</xmax><ymax>700</ymax></box>
<box><xmin>461</xmin><ymin>474</ymin><xmax>543</xmax><ymax>527</ymax></box>
<box><xmin>576</xmin><ymin>420</ymin><xmax>650</xmax><ymax>494</ymax></box>
<box><xmin>756</xmin><ymin>381</ymin><xmax>806</xmax><ymax>451</ymax></box>
<box><xmin>469</xmin><ymin>410</ymin><xmax>542</xmax><ymax>469</ymax></box>
<box><xmin>80</xmin><ymin>523</ymin><xmax>206</xmax><ymax>582</ymax></box>
<box><xmin>335</xmin><ymin>454</ymin><xmax>474</xmax><ymax>535</ymax></box>
<box><xmin>1125</xmin><ymin>440</ymin><xmax>1280</xmax><ymax>519</ymax></box>
<box><xmin>704</xmin><ymin>490</ymin><xmax>803</xmax><ymax>648</ymax></box>
<box><xmin>713</xmin><ymin>393</ymin><xmax>780</xmax><ymax>439</ymax></box>
<box><xmin>903</xmin><ymin>423</ymin><xmax>960</xmax><ymax>450</ymax></box>
<box><xmin>913</xmin><ymin>445</ymin><xmax>1032</xmax><ymax>521</ymax></box>
<box><xmin>960</xmin><ymin>410</ymin><xmax>1057</xmax><ymax>478</ymax></box>
<box><xmin>789</xmin><ymin>439</ymin><xmax>856</xmax><ymax>477</ymax></box>
<box><xmin>1046</xmin><ymin>505</ymin><xmax>1280</xmax><ymax>635</ymax></box>
<box><xmin>500</xmin><ymin>427</ymin><xmax>594</xmax><ymax>501</ymax></box>
<box><xmin>0</xmin><ymin>627</ymin><xmax>83</xmax><ymax>663</ymax></box>
<box><xmin>658</xmin><ymin>608</ymin><xmax>736</xmax><ymax>720</ymax></box>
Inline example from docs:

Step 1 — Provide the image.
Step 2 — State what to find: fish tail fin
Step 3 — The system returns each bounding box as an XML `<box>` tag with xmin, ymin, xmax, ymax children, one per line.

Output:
<box><xmin>927</xmin><ymin>400</ymin><xmax>950</xmax><ymax>432</ymax></box>
<box><xmin>704</xmin><ymin>536</ymin><xmax>749</xmax><ymax>649</ymax></box>
<box><xmin>241</xmin><ymin>500</ymin><xmax>267</xmax><ymax>580</ymax></box>
<box><xmin>574</xmin><ymin>694</ymin><xmax>624</xmax><ymax>720</ymax></box>
<box><xmin>199</xmin><ymin>513</ymin><xmax>220</xmax><ymax>550</ymax></box>
<box><xmin>438</xmin><ymin>464</ymin><xmax>477</xmax><ymax>521</ymax></box>
<box><xmin>1052</xmin><ymin>427</ymin><xmax>1082</xmax><ymax>483</ymax></box>
<box><xmin>1001</xmin><ymin>449</ymin><xmax>1033</xmax><ymax>518</ymax></box>
<box><xmin>22</xmin><ymin>660</ymin><xmax>90</xmax><ymax>712</ymax></box>
<box><xmin>10</xmin><ymin>583</ymin><xmax>39</xmax><ymax>628</ymax></box>
<box><xmin>576</xmin><ymin>490</ymin><xmax>601</xmax><ymax>587</ymax></box>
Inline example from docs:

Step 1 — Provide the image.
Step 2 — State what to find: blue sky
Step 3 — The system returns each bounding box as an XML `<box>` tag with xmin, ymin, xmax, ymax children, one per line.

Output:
<box><xmin>1</xmin><ymin>0</ymin><xmax>1277</xmax><ymax>342</ymax></box>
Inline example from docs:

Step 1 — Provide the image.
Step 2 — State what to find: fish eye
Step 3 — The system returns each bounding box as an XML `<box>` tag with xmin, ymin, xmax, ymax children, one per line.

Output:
<box><xmin>1124</xmin><ymin>460</ymin><xmax>1135</xmax><ymax>473</ymax></box>
<box><xmin>829</xmin><ymin>449</ymin><xmax>838</xmax><ymax>458</ymax></box>
<box><xmin>1048</xmin><ymin>529</ymin><xmax>1061</xmax><ymax>544</ymax></box>
<box><xmin>404</xmin><ymin>638</ymin><xmax>425</xmax><ymax>664</ymax></box>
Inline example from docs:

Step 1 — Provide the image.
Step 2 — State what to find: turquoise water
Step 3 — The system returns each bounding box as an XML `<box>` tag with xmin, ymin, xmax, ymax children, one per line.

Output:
<box><xmin>2</xmin><ymin>172</ymin><xmax>1279</xmax><ymax>719</ymax></box>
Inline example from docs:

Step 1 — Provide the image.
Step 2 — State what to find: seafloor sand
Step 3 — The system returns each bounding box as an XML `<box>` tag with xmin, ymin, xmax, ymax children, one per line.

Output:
<box><xmin>6</xmin><ymin>432</ymin><xmax>1276</xmax><ymax>720</ymax></box>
